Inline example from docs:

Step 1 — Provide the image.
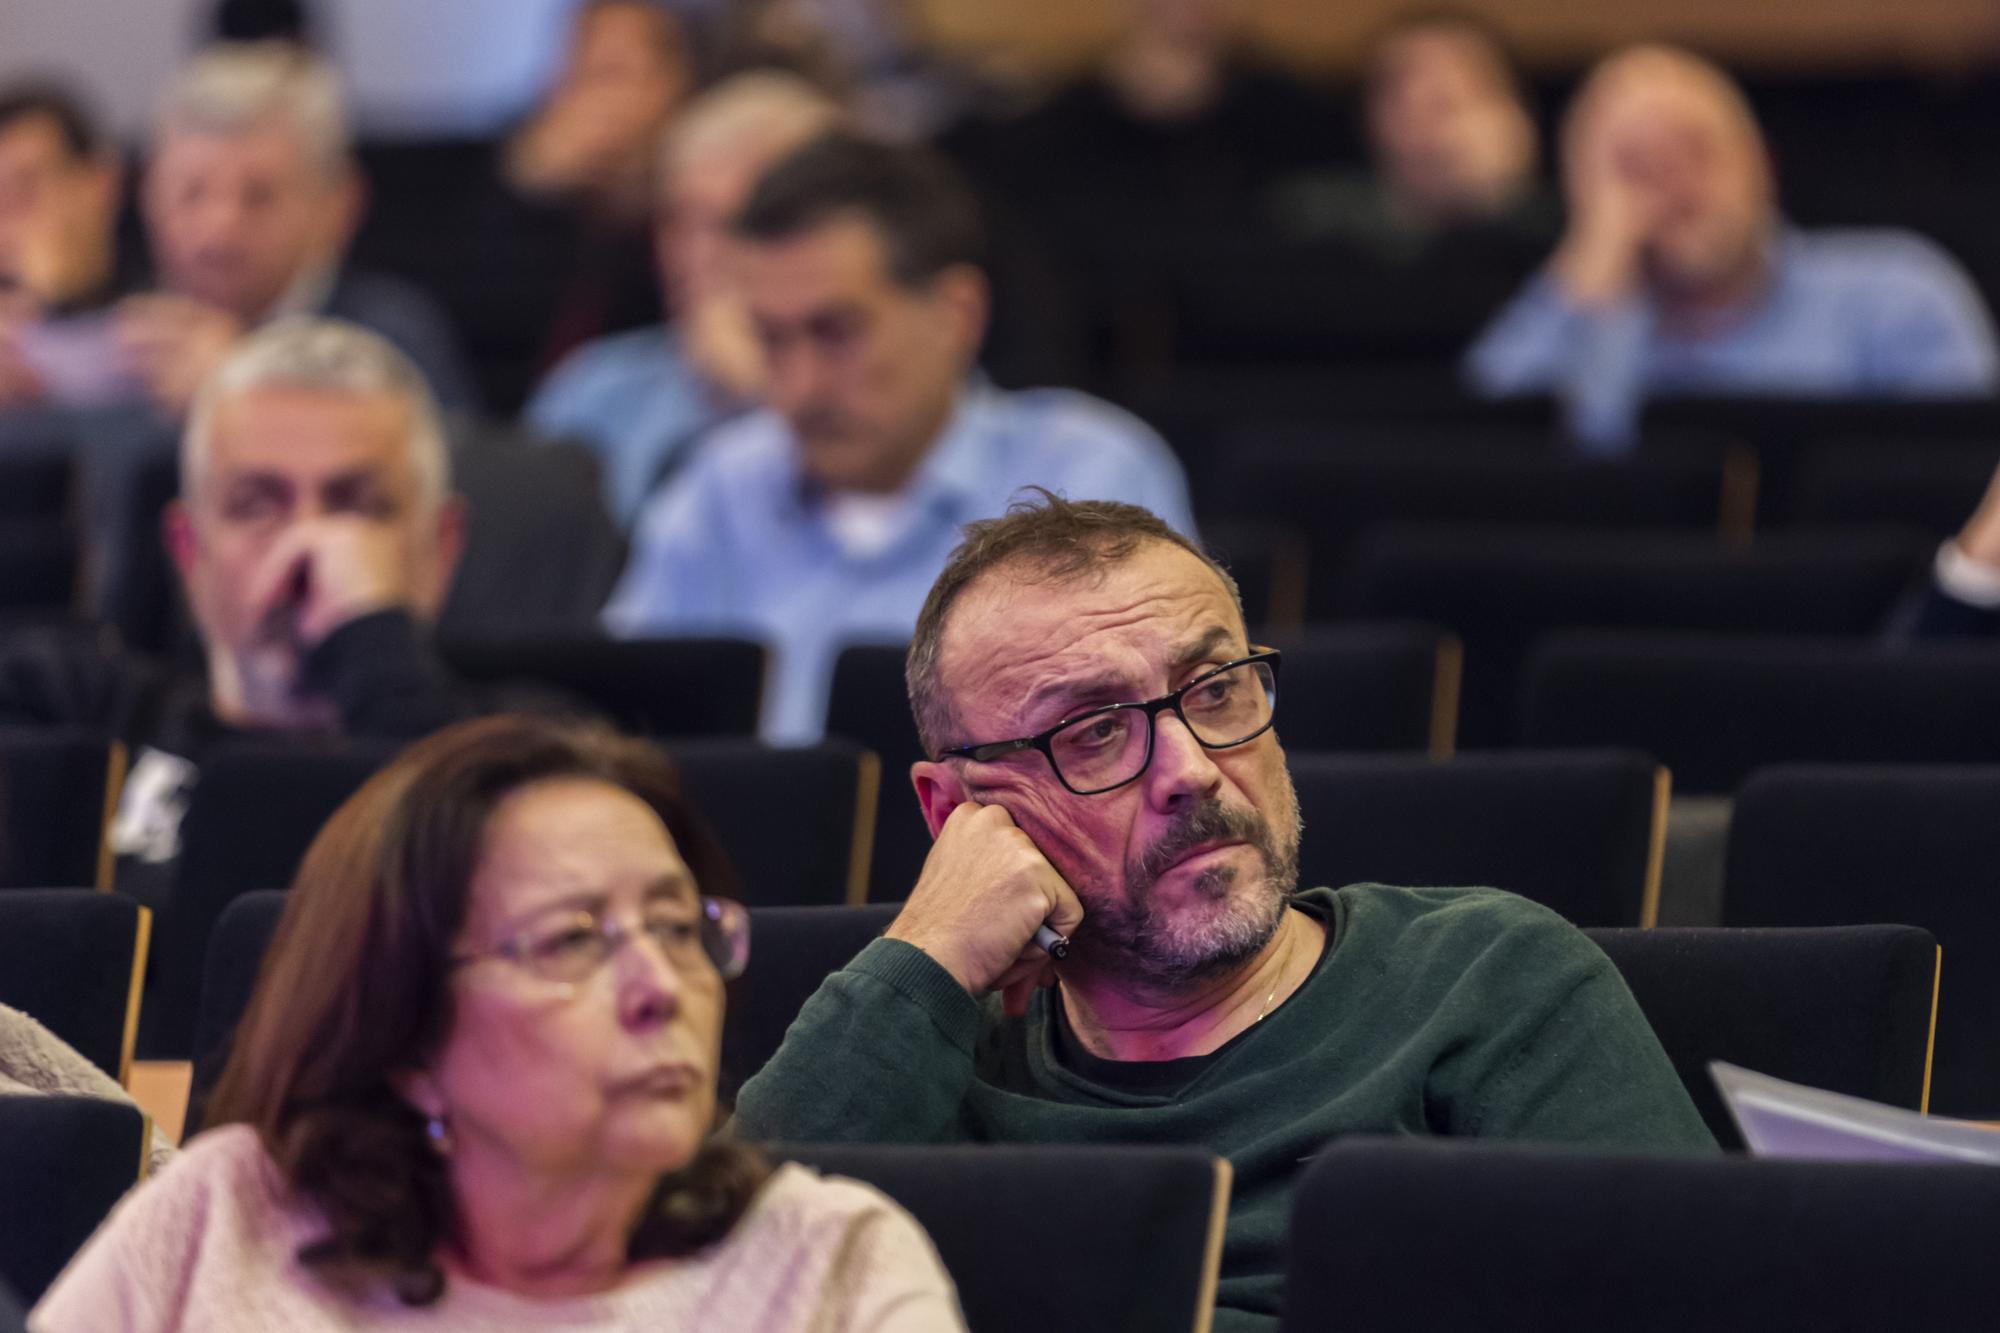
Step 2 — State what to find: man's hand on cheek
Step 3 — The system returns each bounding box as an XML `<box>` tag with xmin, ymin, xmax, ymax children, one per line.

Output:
<box><xmin>886</xmin><ymin>801</ymin><xmax>1086</xmax><ymax>1014</ymax></box>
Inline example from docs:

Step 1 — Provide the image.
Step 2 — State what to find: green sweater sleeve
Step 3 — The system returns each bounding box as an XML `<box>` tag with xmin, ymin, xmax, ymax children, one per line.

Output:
<box><xmin>732</xmin><ymin>938</ymin><xmax>990</xmax><ymax>1144</ymax></box>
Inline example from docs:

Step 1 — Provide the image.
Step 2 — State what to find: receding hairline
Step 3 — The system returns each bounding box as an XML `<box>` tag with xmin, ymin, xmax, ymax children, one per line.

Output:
<box><xmin>927</xmin><ymin>535</ymin><xmax>1249</xmax><ymax>721</ymax></box>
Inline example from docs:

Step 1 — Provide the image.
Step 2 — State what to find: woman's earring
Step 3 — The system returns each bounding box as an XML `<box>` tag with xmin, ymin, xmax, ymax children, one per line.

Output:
<box><xmin>426</xmin><ymin>1114</ymin><xmax>455</xmax><ymax>1157</ymax></box>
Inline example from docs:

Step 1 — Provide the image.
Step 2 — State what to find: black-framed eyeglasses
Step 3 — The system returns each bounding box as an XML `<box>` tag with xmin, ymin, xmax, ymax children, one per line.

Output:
<box><xmin>451</xmin><ymin>895</ymin><xmax>751</xmax><ymax>987</ymax></box>
<box><xmin>935</xmin><ymin>650</ymin><xmax>1281</xmax><ymax>796</ymax></box>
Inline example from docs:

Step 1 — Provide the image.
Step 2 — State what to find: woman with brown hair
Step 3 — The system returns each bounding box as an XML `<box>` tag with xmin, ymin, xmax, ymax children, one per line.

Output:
<box><xmin>33</xmin><ymin>714</ymin><xmax>962</xmax><ymax>1330</ymax></box>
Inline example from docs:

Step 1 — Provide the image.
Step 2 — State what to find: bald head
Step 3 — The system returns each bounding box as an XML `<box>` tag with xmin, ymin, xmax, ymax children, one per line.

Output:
<box><xmin>1565</xmin><ymin>44</ymin><xmax>1776</xmax><ymax>301</ymax></box>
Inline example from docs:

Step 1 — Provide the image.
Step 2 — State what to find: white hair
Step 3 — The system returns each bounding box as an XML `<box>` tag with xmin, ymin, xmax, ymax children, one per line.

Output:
<box><xmin>155</xmin><ymin>41</ymin><xmax>351</xmax><ymax>178</ymax></box>
<box><xmin>182</xmin><ymin>317</ymin><xmax>450</xmax><ymax>510</ymax></box>
<box><xmin>660</xmin><ymin>70</ymin><xmax>843</xmax><ymax>184</ymax></box>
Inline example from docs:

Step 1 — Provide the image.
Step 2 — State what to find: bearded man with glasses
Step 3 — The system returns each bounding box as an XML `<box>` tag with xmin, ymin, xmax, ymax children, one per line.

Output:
<box><xmin>734</xmin><ymin>492</ymin><xmax>1714</xmax><ymax>1333</ymax></box>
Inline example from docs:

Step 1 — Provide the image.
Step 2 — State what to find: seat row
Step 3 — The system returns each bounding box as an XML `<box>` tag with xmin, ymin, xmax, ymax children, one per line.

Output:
<box><xmin>0</xmin><ymin>900</ymin><xmax>1972</xmax><ymax>1325</ymax></box>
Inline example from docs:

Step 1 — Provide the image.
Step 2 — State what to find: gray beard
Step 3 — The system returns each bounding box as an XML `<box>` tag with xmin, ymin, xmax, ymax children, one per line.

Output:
<box><xmin>1072</xmin><ymin>778</ymin><xmax>1303</xmax><ymax>992</ymax></box>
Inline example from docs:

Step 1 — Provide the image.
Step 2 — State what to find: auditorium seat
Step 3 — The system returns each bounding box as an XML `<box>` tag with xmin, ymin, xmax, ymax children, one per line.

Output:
<box><xmin>779</xmin><ymin>1143</ymin><xmax>1228</xmax><ymax>1333</ymax></box>
<box><xmin>1206</xmin><ymin>432</ymin><xmax>1747</xmax><ymax>618</ymax></box>
<box><xmin>662</xmin><ymin>741</ymin><xmax>879</xmax><ymax>908</ymax></box>
<box><xmin>0</xmin><ymin>521</ymin><xmax>77</xmax><ymax>615</ymax></box>
<box><xmin>724</xmin><ymin>903</ymin><xmax>898</xmax><ymax>1092</ymax></box>
<box><xmin>437</xmin><ymin>428</ymin><xmax>626</xmax><ymax>641</ymax></box>
<box><xmin>145</xmin><ymin>742</ymin><xmax>393</xmax><ymax>1058</ymax></box>
<box><xmin>1522</xmin><ymin>633</ymin><xmax>2000</xmax><ymax>793</ymax></box>
<box><xmin>0</xmin><ymin>1095</ymin><xmax>147</xmax><ymax>1303</ymax></box>
<box><xmin>1285</xmin><ymin>1138</ymin><xmax>2000</xmax><ymax>1332</ymax></box>
<box><xmin>440</xmin><ymin>636</ymin><xmax>766</xmax><ymax>738</ymax></box>
<box><xmin>1787</xmin><ymin>441</ymin><xmax>1996</xmax><ymax>536</ymax></box>
<box><xmin>1291</xmin><ymin>750</ymin><xmax>1665</xmax><ymax>927</ymax></box>
<box><xmin>1266</xmin><ymin>623</ymin><xmax>1460</xmax><ymax>757</ymax></box>
<box><xmin>0</xmin><ymin>454</ymin><xmax>72</xmax><ymax>523</ymax></box>
<box><xmin>159</xmin><ymin>740</ymin><xmax>872</xmax><ymax>1059</ymax></box>
<box><xmin>0</xmin><ymin>890</ymin><xmax>149</xmax><ymax>1085</ymax></box>
<box><xmin>1644</xmin><ymin>396</ymin><xmax>2000</xmax><ymax>526</ymax></box>
<box><xmin>1585</xmin><ymin>925</ymin><xmax>1938</xmax><ymax>1146</ymax></box>
<box><xmin>0</xmin><ymin>729</ymin><xmax>124</xmax><ymax>891</ymax></box>
<box><xmin>186</xmin><ymin>889</ymin><xmax>286</xmax><ymax>1133</ymax></box>
<box><xmin>1726</xmin><ymin>765</ymin><xmax>2000</xmax><ymax>1118</ymax></box>
<box><xmin>1351</xmin><ymin>525</ymin><xmax>1931</xmax><ymax>746</ymax></box>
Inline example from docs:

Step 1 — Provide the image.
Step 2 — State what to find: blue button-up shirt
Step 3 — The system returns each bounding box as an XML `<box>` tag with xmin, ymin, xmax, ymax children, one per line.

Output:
<box><xmin>525</xmin><ymin>324</ymin><xmax>742</xmax><ymax>527</ymax></box>
<box><xmin>604</xmin><ymin>380</ymin><xmax>1196</xmax><ymax>742</ymax></box>
<box><xmin>1465</xmin><ymin>227</ymin><xmax>2000</xmax><ymax>449</ymax></box>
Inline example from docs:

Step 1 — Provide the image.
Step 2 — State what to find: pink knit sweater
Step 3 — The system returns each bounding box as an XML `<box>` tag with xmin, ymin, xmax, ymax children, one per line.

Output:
<box><xmin>32</xmin><ymin>1125</ymin><xmax>964</xmax><ymax>1332</ymax></box>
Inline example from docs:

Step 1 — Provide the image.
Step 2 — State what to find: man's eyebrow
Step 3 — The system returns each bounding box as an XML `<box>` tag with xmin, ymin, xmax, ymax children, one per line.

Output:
<box><xmin>1019</xmin><ymin>670</ymin><xmax>1140</xmax><ymax>726</ymax></box>
<box><xmin>1170</xmin><ymin>626</ymin><xmax>1241</xmax><ymax>667</ymax></box>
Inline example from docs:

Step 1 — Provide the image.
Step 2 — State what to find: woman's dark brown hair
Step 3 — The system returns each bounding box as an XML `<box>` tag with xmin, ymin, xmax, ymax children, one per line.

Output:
<box><xmin>204</xmin><ymin>714</ymin><xmax>769</xmax><ymax>1304</ymax></box>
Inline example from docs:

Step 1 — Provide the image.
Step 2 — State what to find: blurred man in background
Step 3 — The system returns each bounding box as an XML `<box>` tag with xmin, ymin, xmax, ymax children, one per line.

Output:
<box><xmin>0</xmin><ymin>319</ymin><xmax>474</xmax><ymax>880</ymax></box>
<box><xmin>605</xmin><ymin>133</ymin><xmax>1193</xmax><ymax>742</ymax></box>
<box><xmin>121</xmin><ymin>41</ymin><xmax>477</xmax><ymax>416</ymax></box>
<box><xmin>1466</xmin><ymin>44</ymin><xmax>1999</xmax><ymax>448</ymax></box>
<box><xmin>526</xmin><ymin>70</ymin><xmax>842</xmax><ymax>526</ymax></box>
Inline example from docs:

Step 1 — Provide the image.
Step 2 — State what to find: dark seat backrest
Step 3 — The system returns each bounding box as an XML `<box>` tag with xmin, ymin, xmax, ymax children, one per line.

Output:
<box><xmin>1208</xmin><ymin>434</ymin><xmax>1735</xmax><ymax>619</ymax></box>
<box><xmin>1726</xmin><ymin>764</ymin><xmax>2000</xmax><ymax>1117</ymax></box>
<box><xmin>1266</xmin><ymin>623</ymin><xmax>1458</xmax><ymax>756</ymax></box>
<box><xmin>723</xmin><ymin>903</ymin><xmax>900</xmax><ymax>1093</ymax></box>
<box><xmin>0</xmin><ymin>890</ymin><xmax>147</xmax><ymax>1084</ymax></box>
<box><xmin>1523</xmin><ymin>633</ymin><xmax>2000</xmax><ymax>793</ymax></box>
<box><xmin>149</xmin><ymin>741</ymin><xmax>397</xmax><ymax>1058</ymax></box>
<box><xmin>1584</xmin><ymin>924</ymin><xmax>1938</xmax><ymax>1146</ymax></box>
<box><xmin>667</xmin><ymin>741</ymin><xmax>876</xmax><ymax>907</ymax></box>
<box><xmin>1352</xmin><ymin>524</ymin><xmax>1930</xmax><ymax>745</ymax></box>
<box><xmin>1295</xmin><ymin>750</ymin><xmax>1663</xmax><ymax>927</ymax></box>
<box><xmin>0</xmin><ymin>728</ymin><xmax>118</xmax><ymax>890</ymax></box>
<box><xmin>778</xmin><ymin>1143</ymin><xmax>1227</xmax><ymax>1333</ymax></box>
<box><xmin>1285</xmin><ymin>1137</ymin><xmax>2000</xmax><ymax>1333</ymax></box>
<box><xmin>438</xmin><ymin>432</ymin><xmax>625</xmax><ymax>640</ymax></box>
<box><xmin>0</xmin><ymin>1095</ymin><xmax>146</xmax><ymax>1303</ymax></box>
<box><xmin>441</xmin><ymin>636</ymin><xmax>766</xmax><ymax>738</ymax></box>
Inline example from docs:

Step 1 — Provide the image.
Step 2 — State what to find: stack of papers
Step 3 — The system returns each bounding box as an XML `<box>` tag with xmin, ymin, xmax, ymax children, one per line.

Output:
<box><xmin>1712</xmin><ymin>1062</ymin><xmax>2000</xmax><ymax>1164</ymax></box>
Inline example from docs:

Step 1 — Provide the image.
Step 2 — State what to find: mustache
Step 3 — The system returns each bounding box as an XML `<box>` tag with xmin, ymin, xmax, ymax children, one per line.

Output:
<box><xmin>1131</xmin><ymin>799</ymin><xmax>1273</xmax><ymax>887</ymax></box>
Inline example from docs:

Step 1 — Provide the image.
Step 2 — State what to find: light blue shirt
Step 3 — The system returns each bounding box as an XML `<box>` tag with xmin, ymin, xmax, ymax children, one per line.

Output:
<box><xmin>525</xmin><ymin>324</ymin><xmax>742</xmax><ymax>526</ymax></box>
<box><xmin>1465</xmin><ymin>227</ymin><xmax>2000</xmax><ymax>450</ymax></box>
<box><xmin>604</xmin><ymin>380</ymin><xmax>1197</xmax><ymax>743</ymax></box>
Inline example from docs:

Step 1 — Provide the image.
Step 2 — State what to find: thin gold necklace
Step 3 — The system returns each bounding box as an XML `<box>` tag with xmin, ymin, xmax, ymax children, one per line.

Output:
<box><xmin>1253</xmin><ymin>927</ymin><xmax>1296</xmax><ymax>1024</ymax></box>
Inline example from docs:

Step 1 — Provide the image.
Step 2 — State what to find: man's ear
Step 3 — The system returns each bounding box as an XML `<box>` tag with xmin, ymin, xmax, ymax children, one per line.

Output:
<box><xmin>932</xmin><ymin>264</ymin><xmax>989</xmax><ymax>365</ymax></box>
<box><xmin>162</xmin><ymin>498</ymin><xmax>198</xmax><ymax>586</ymax></box>
<box><xmin>910</xmin><ymin>758</ymin><xmax>969</xmax><ymax>839</ymax></box>
<box><xmin>426</xmin><ymin>492</ymin><xmax>469</xmax><ymax>611</ymax></box>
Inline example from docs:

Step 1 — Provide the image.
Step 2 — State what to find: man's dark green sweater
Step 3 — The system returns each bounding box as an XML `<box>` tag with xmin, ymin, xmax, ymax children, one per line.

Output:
<box><xmin>734</xmin><ymin>884</ymin><xmax>1716</xmax><ymax>1331</ymax></box>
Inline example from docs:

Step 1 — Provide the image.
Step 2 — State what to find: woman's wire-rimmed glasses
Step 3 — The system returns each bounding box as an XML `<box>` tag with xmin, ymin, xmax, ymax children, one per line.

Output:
<box><xmin>452</xmin><ymin>895</ymin><xmax>751</xmax><ymax>986</ymax></box>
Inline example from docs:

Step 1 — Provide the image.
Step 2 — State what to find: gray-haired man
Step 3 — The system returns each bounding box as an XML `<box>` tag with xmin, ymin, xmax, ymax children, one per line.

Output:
<box><xmin>0</xmin><ymin>318</ymin><xmax>476</xmax><ymax>880</ymax></box>
<box><xmin>115</xmin><ymin>41</ymin><xmax>477</xmax><ymax>416</ymax></box>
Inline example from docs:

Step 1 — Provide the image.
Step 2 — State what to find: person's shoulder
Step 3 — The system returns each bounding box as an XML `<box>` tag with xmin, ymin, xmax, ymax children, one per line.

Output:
<box><xmin>149</xmin><ymin>1123</ymin><xmax>279</xmax><ymax>1198</ymax></box>
<box><xmin>1329</xmin><ymin>884</ymin><xmax>1593</xmax><ymax>965</ymax></box>
<box><xmin>991</xmin><ymin>386</ymin><xmax>1170</xmax><ymax>453</ymax></box>
<box><xmin>735</xmin><ymin>1162</ymin><xmax>928</xmax><ymax>1253</ymax></box>
<box><xmin>672</xmin><ymin>408</ymin><xmax>795</xmax><ymax>487</ymax></box>
<box><xmin>544</xmin><ymin>324</ymin><xmax>680</xmax><ymax>385</ymax></box>
<box><xmin>1790</xmin><ymin>227</ymin><xmax>1978</xmax><ymax>292</ymax></box>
